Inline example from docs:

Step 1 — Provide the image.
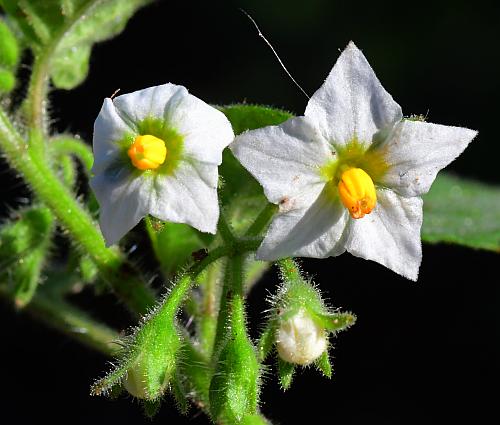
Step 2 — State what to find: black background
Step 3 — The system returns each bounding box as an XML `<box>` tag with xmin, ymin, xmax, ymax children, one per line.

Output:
<box><xmin>1</xmin><ymin>1</ymin><xmax>498</xmax><ymax>424</ymax></box>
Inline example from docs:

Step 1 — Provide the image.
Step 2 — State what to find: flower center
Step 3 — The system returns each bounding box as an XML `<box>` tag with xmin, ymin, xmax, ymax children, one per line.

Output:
<box><xmin>338</xmin><ymin>168</ymin><xmax>376</xmax><ymax>219</ymax></box>
<box><xmin>127</xmin><ymin>134</ymin><xmax>167</xmax><ymax>170</ymax></box>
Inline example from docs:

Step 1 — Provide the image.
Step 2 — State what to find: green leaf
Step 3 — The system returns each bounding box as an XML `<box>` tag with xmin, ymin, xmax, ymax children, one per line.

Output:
<box><xmin>145</xmin><ymin>217</ymin><xmax>209</xmax><ymax>277</ymax></box>
<box><xmin>0</xmin><ymin>206</ymin><xmax>54</xmax><ymax>307</ymax></box>
<box><xmin>1</xmin><ymin>0</ymin><xmax>151</xmax><ymax>89</ymax></box>
<box><xmin>422</xmin><ymin>173</ymin><xmax>500</xmax><ymax>251</ymax></box>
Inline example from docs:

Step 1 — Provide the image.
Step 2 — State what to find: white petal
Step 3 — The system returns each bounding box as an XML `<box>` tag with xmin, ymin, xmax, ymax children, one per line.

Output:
<box><xmin>92</xmin><ymin>98</ymin><xmax>133</xmax><ymax>174</ymax></box>
<box><xmin>379</xmin><ymin>120</ymin><xmax>478</xmax><ymax>196</ymax></box>
<box><xmin>112</xmin><ymin>83</ymin><xmax>188</xmax><ymax>128</ymax></box>
<box><xmin>256</xmin><ymin>185</ymin><xmax>349</xmax><ymax>261</ymax></box>
<box><xmin>345</xmin><ymin>189</ymin><xmax>423</xmax><ymax>281</ymax></box>
<box><xmin>90</xmin><ymin>168</ymin><xmax>151</xmax><ymax>246</ymax></box>
<box><xmin>166</xmin><ymin>92</ymin><xmax>234</xmax><ymax>165</ymax></box>
<box><xmin>305</xmin><ymin>42</ymin><xmax>402</xmax><ymax>148</ymax></box>
<box><xmin>230</xmin><ymin>116</ymin><xmax>333</xmax><ymax>205</ymax></box>
<box><xmin>148</xmin><ymin>161</ymin><xmax>219</xmax><ymax>234</ymax></box>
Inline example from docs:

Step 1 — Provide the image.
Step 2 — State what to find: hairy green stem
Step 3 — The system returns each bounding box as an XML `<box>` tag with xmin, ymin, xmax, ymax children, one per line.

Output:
<box><xmin>211</xmin><ymin>254</ymin><xmax>245</xmax><ymax>362</ymax></box>
<box><xmin>0</xmin><ymin>107</ymin><xmax>155</xmax><ymax>315</ymax></box>
<box><xmin>0</xmin><ymin>286</ymin><xmax>119</xmax><ymax>357</ymax></box>
<box><xmin>50</xmin><ymin>135</ymin><xmax>94</xmax><ymax>172</ymax></box>
<box><xmin>245</xmin><ymin>203</ymin><xmax>277</xmax><ymax>237</ymax></box>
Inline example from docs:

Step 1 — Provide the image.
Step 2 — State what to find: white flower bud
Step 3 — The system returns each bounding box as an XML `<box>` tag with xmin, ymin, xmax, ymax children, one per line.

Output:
<box><xmin>276</xmin><ymin>309</ymin><xmax>327</xmax><ymax>365</ymax></box>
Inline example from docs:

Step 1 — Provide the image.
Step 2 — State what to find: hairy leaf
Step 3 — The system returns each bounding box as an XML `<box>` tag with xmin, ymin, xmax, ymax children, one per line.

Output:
<box><xmin>422</xmin><ymin>173</ymin><xmax>500</xmax><ymax>251</ymax></box>
<box><xmin>0</xmin><ymin>0</ymin><xmax>151</xmax><ymax>89</ymax></box>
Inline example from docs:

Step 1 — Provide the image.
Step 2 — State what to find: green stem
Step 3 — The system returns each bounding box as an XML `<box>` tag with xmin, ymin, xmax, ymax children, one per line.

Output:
<box><xmin>50</xmin><ymin>135</ymin><xmax>94</xmax><ymax>172</ymax></box>
<box><xmin>0</xmin><ymin>286</ymin><xmax>119</xmax><ymax>357</ymax></box>
<box><xmin>218</xmin><ymin>210</ymin><xmax>237</xmax><ymax>245</ymax></box>
<box><xmin>245</xmin><ymin>203</ymin><xmax>277</xmax><ymax>237</ymax></box>
<box><xmin>211</xmin><ymin>255</ymin><xmax>245</xmax><ymax>361</ymax></box>
<box><xmin>197</xmin><ymin>262</ymin><xmax>223</xmax><ymax>357</ymax></box>
<box><xmin>0</xmin><ymin>107</ymin><xmax>155</xmax><ymax>315</ymax></box>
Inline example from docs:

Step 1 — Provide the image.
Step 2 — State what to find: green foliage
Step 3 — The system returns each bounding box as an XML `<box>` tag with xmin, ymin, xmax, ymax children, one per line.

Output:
<box><xmin>0</xmin><ymin>18</ymin><xmax>19</xmax><ymax>93</ymax></box>
<box><xmin>0</xmin><ymin>0</ymin><xmax>151</xmax><ymax>89</ymax></box>
<box><xmin>422</xmin><ymin>173</ymin><xmax>500</xmax><ymax>251</ymax></box>
<box><xmin>0</xmin><ymin>207</ymin><xmax>54</xmax><ymax>307</ymax></box>
<box><xmin>145</xmin><ymin>216</ymin><xmax>209</xmax><ymax>277</ymax></box>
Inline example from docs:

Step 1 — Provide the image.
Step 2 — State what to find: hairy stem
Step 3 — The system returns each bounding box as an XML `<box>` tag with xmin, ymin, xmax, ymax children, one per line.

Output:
<box><xmin>0</xmin><ymin>107</ymin><xmax>155</xmax><ymax>315</ymax></box>
<box><xmin>245</xmin><ymin>203</ymin><xmax>277</xmax><ymax>237</ymax></box>
<box><xmin>50</xmin><ymin>135</ymin><xmax>94</xmax><ymax>172</ymax></box>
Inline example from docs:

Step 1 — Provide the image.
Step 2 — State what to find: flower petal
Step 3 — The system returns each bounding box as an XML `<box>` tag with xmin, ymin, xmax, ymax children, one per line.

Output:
<box><xmin>305</xmin><ymin>42</ymin><xmax>402</xmax><ymax>148</ymax></box>
<box><xmin>256</xmin><ymin>185</ymin><xmax>349</xmax><ymax>261</ymax></box>
<box><xmin>90</xmin><ymin>168</ymin><xmax>151</xmax><ymax>246</ymax></box>
<box><xmin>112</xmin><ymin>83</ymin><xmax>187</xmax><ymax>128</ymax></box>
<box><xmin>230</xmin><ymin>116</ymin><xmax>333</xmax><ymax>206</ymax></box>
<box><xmin>166</xmin><ymin>92</ymin><xmax>234</xmax><ymax>165</ymax></box>
<box><xmin>148</xmin><ymin>161</ymin><xmax>219</xmax><ymax>234</ymax></box>
<box><xmin>379</xmin><ymin>120</ymin><xmax>478</xmax><ymax>196</ymax></box>
<box><xmin>344</xmin><ymin>189</ymin><xmax>423</xmax><ymax>281</ymax></box>
<box><xmin>92</xmin><ymin>98</ymin><xmax>133</xmax><ymax>174</ymax></box>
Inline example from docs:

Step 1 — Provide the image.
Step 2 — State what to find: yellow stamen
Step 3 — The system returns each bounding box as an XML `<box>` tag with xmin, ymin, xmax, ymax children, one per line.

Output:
<box><xmin>338</xmin><ymin>168</ymin><xmax>377</xmax><ymax>219</ymax></box>
<box><xmin>127</xmin><ymin>134</ymin><xmax>167</xmax><ymax>170</ymax></box>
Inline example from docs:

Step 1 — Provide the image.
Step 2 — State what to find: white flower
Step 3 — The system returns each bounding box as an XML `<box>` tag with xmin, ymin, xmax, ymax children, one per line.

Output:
<box><xmin>276</xmin><ymin>309</ymin><xmax>327</xmax><ymax>365</ymax></box>
<box><xmin>90</xmin><ymin>83</ymin><xmax>234</xmax><ymax>246</ymax></box>
<box><xmin>231</xmin><ymin>42</ymin><xmax>477</xmax><ymax>280</ymax></box>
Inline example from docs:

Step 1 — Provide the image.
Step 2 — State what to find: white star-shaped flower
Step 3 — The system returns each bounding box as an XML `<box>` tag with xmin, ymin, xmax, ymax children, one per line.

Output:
<box><xmin>90</xmin><ymin>83</ymin><xmax>234</xmax><ymax>246</ymax></box>
<box><xmin>231</xmin><ymin>42</ymin><xmax>477</xmax><ymax>280</ymax></box>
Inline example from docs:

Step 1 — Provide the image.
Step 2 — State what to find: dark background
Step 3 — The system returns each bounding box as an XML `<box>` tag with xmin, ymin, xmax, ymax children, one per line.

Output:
<box><xmin>1</xmin><ymin>0</ymin><xmax>498</xmax><ymax>424</ymax></box>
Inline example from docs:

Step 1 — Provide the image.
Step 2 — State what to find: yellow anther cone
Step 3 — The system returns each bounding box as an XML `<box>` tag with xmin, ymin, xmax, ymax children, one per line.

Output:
<box><xmin>338</xmin><ymin>168</ymin><xmax>377</xmax><ymax>219</ymax></box>
<box><xmin>128</xmin><ymin>134</ymin><xmax>167</xmax><ymax>170</ymax></box>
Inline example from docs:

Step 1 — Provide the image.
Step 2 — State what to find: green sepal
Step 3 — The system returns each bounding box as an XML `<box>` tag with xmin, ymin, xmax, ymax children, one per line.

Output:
<box><xmin>177</xmin><ymin>339</ymin><xmax>211</xmax><ymax>407</ymax></box>
<box><xmin>171</xmin><ymin>370</ymin><xmax>190</xmax><ymax>416</ymax></box>
<box><xmin>91</xmin><ymin>276</ymin><xmax>193</xmax><ymax>400</ymax></box>
<box><xmin>277</xmin><ymin>357</ymin><xmax>294</xmax><ymax>391</ymax></box>
<box><xmin>315</xmin><ymin>351</ymin><xmax>332</xmax><ymax>378</ymax></box>
<box><xmin>257</xmin><ymin>319</ymin><xmax>277</xmax><ymax>362</ymax></box>
<box><xmin>0</xmin><ymin>206</ymin><xmax>54</xmax><ymax>307</ymax></box>
<box><xmin>141</xmin><ymin>399</ymin><xmax>161</xmax><ymax>419</ymax></box>
<box><xmin>316</xmin><ymin>311</ymin><xmax>357</xmax><ymax>333</ymax></box>
<box><xmin>241</xmin><ymin>414</ymin><xmax>271</xmax><ymax>425</ymax></box>
<box><xmin>209</xmin><ymin>331</ymin><xmax>260</xmax><ymax>423</ymax></box>
<box><xmin>145</xmin><ymin>216</ymin><xmax>211</xmax><ymax>277</ymax></box>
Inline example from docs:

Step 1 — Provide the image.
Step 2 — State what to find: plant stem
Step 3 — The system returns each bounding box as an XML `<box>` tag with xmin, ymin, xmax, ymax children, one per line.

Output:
<box><xmin>245</xmin><ymin>203</ymin><xmax>277</xmax><ymax>237</ymax></box>
<box><xmin>50</xmin><ymin>135</ymin><xmax>94</xmax><ymax>172</ymax></box>
<box><xmin>0</xmin><ymin>286</ymin><xmax>120</xmax><ymax>357</ymax></box>
<box><xmin>0</xmin><ymin>107</ymin><xmax>155</xmax><ymax>315</ymax></box>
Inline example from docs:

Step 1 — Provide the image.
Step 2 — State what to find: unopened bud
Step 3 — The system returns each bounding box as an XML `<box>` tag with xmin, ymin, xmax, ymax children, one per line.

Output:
<box><xmin>276</xmin><ymin>309</ymin><xmax>327</xmax><ymax>365</ymax></box>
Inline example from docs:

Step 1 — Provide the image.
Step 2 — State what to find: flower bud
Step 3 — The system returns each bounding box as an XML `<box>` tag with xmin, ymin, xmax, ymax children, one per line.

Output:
<box><xmin>276</xmin><ymin>308</ymin><xmax>327</xmax><ymax>365</ymax></box>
